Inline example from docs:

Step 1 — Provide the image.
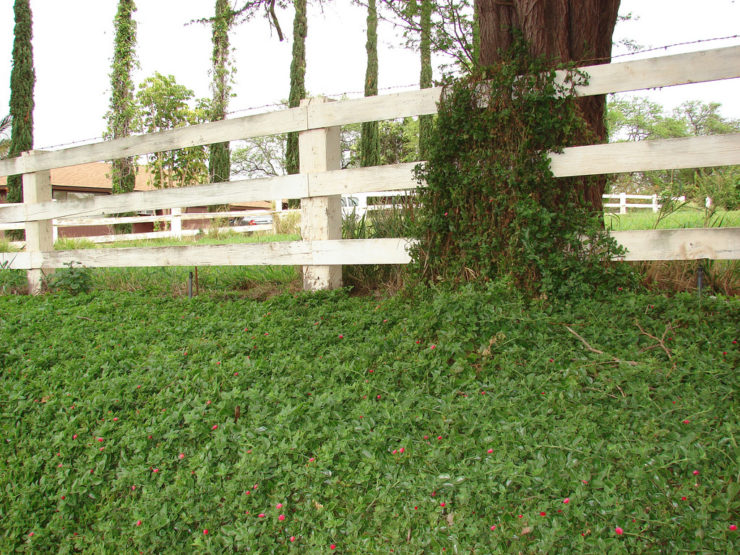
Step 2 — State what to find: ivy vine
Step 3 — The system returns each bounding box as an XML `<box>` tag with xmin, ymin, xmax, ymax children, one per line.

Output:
<box><xmin>410</xmin><ymin>38</ymin><xmax>635</xmax><ymax>299</ymax></box>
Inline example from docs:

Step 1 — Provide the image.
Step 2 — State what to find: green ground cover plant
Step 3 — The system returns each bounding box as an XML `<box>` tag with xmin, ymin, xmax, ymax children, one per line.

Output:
<box><xmin>0</xmin><ymin>284</ymin><xmax>737</xmax><ymax>552</ymax></box>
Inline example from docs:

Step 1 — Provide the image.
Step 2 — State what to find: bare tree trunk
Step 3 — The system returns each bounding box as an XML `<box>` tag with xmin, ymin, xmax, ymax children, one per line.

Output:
<box><xmin>476</xmin><ymin>0</ymin><xmax>620</xmax><ymax>215</ymax></box>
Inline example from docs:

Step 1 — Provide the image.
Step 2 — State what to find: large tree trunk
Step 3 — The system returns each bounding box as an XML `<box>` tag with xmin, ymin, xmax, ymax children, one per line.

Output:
<box><xmin>476</xmin><ymin>0</ymin><xmax>620</xmax><ymax>214</ymax></box>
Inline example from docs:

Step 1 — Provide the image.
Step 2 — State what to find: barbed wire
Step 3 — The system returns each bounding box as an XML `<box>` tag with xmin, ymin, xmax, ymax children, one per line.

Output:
<box><xmin>36</xmin><ymin>35</ymin><xmax>739</xmax><ymax>151</ymax></box>
<box><xmin>611</xmin><ymin>34</ymin><xmax>739</xmax><ymax>60</ymax></box>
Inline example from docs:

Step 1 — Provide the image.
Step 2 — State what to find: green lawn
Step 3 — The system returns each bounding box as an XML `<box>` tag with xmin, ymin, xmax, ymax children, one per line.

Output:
<box><xmin>1</xmin><ymin>285</ymin><xmax>737</xmax><ymax>552</ymax></box>
<box><xmin>604</xmin><ymin>208</ymin><xmax>740</xmax><ymax>231</ymax></box>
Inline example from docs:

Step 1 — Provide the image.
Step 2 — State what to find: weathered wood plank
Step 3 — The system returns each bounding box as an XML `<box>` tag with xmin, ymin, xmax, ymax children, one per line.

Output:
<box><xmin>35</xmin><ymin>238</ymin><xmax>412</xmax><ymax>268</ymax></box>
<box><xmin>611</xmin><ymin>228</ymin><xmax>740</xmax><ymax>261</ymax></box>
<box><xmin>0</xmin><ymin>174</ymin><xmax>307</xmax><ymax>224</ymax></box>
<box><xmin>0</xmin><ymin>46</ymin><xmax>738</xmax><ymax>177</ymax></box>
<box><xmin>569</xmin><ymin>45</ymin><xmax>740</xmax><ymax>96</ymax></box>
<box><xmin>0</xmin><ymin>107</ymin><xmax>307</xmax><ymax>177</ymax></box>
<box><xmin>0</xmin><ymin>251</ymin><xmax>30</xmax><ymax>269</ymax></box>
<box><xmin>309</xmin><ymin>162</ymin><xmax>420</xmax><ymax>196</ymax></box>
<box><xmin>55</xmin><ymin>210</ymin><xmax>271</xmax><ymax>227</ymax></box>
<box><xmin>308</xmin><ymin>87</ymin><xmax>441</xmax><ymax>128</ymax></box>
<box><xmin>550</xmin><ymin>134</ymin><xmax>740</xmax><ymax>177</ymax></box>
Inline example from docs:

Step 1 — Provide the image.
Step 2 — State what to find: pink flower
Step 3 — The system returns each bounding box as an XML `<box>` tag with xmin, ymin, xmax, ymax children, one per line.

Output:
<box><xmin>437</xmin><ymin>436</ymin><xmax>442</xmax><ymax>440</ymax></box>
<box><xmin>399</xmin><ymin>447</ymin><xmax>405</xmax><ymax>454</ymax></box>
<box><xmin>423</xmin><ymin>435</ymin><xmax>429</xmax><ymax>440</ymax></box>
<box><xmin>72</xmin><ymin>434</ymin><xmax>77</xmax><ymax>440</ymax></box>
<box><xmin>179</xmin><ymin>453</ymin><xmax>185</xmax><ymax>460</ymax></box>
<box><xmin>440</xmin><ymin>502</ymin><xmax>446</xmax><ymax>507</ymax></box>
<box><xmin>682</xmin><ymin>420</ymin><xmax>690</xmax><ymax>424</ymax></box>
<box><xmin>212</xmin><ymin>425</ymin><xmax>218</xmax><ymax>430</ymax></box>
<box><xmin>136</xmin><ymin>520</ymin><xmax>142</xmax><ymax>526</ymax></box>
<box><xmin>28</xmin><ymin>532</ymin><xmax>34</xmax><ymax>537</ymax></box>
<box><xmin>490</xmin><ymin>525</ymin><xmax>496</xmax><ymax>530</ymax></box>
<box><xmin>278</xmin><ymin>515</ymin><xmax>285</xmax><ymax>521</ymax></box>
<box><xmin>97</xmin><ymin>438</ymin><xmax>104</xmax><ymax>442</ymax></box>
<box><xmin>563</xmin><ymin>498</ymin><xmax>570</xmax><ymax>504</ymax></box>
<box><xmin>487</xmin><ymin>448</ymin><xmax>493</xmax><ymax>454</ymax></box>
<box><xmin>540</xmin><ymin>512</ymin><xmax>546</xmax><ymax>516</ymax></box>
<box><xmin>730</xmin><ymin>524</ymin><xmax>737</xmax><ymax>531</ymax></box>
<box><xmin>258</xmin><ymin>513</ymin><xmax>265</xmax><ymax>518</ymax></box>
<box><xmin>152</xmin><ymin>468</ymin><xmax>159</xmax><ymax>473</ymax></box>
<box><xmin>276</xmin><ymin>503</ymin><xmax>283</xmax><ymax>509</ymax></box>
<box><xmin>113</xmin><ymin>417</ymin><xmax>118</xmax><ymax>422</ymax></box>
<box><xmin>377</xmin><ymin>395</ymin><xmax>381</xmax><ymax>400</ymax></box>
<box><xmin>203</xmin><ymin>529</ymin><xmax>209</xmax><ymax>535</ymax></box>
<box><xmin>392</xmin><ymin>449</ymin><xmax>397</xmax><ymax>454</ymax></box>
<box><xmin>309</xmin><ymin>457</ymin><xmax>315</xmax><ymax>462</ymax></box>
<box><xmin>681</xmin><ymin>496</ymin><xmax>687</xmax><ymax>501</ymax></box>
<box><xmin>131</xmin><ymin>485</ymin><xmax>136</xmax><ymax>490</ymax></box>
<box><xmin>615</xmin><ymin>526</ymin><xmax>624</xmax><ymax>535</ymax></box>
<box><xmin>338</xmin><ymin>335</ymin><xmax>344</xmax><ymax>339</ymax></box>
<box><xmin>692</xmin><ymin>470</ymin><xmax>699</xmax><ymax>476</ymax></box>
<box><xmin>518</xmin><ymin>514</ymin><xmax>523</xmax><ymax>519</ymax></box>
<box><xmin>330</xmin><ymin>545</ymin><xmax>336</xmax><ymax>550</ymax></box>
<box><xmin>430</xmin><ymin>345</ymin><xmax>436</xmax><ymax>350</ymax></box>
<box><xmin>290</xmin><ymin>536</ymin><xmax>296</xmax><ymax>542</ymax></box>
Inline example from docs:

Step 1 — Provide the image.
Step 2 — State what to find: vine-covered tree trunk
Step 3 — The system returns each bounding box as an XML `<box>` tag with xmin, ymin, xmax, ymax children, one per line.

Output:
<box><xmin>7</xmin><ymin>0</ymin><xmax>35</xmax><ymax>205</ymax></box>
<box><xmin>286</xmin><ymin>0</ymin><xmax>307</xmax><ymax>175</ymax></box>
<box><xmin>418</xmin><ymin>0</ymin><xmax>433</xmax><ymax>161</ymax></box>
<box><xmin>360</xmin><ymin>0</ymin><xmax>380</xmax><ymax>167</ymax></box>
<box><xmin>209</xmin><ymin>0</ymin><xmax>232</xmax><ymax>185</ymax></box>
<box><xmin>107</xmin><ymin>0</ymin><xmax>137</xmax><ymax>197</ymax></box>
<box><xmin>476</xmin><ymin>0</ymin><xmax>620</xmax><ymax>214</ymax></box>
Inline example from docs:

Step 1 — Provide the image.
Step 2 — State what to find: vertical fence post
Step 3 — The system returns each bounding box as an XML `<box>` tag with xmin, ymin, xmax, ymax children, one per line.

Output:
<box><xmin>299</xmin><ymin>96</ymin><xmax>342</xmax><ymax>291</ymax></box>
<box><xmin>652</xmin><ymin>194</ymin><xmax>659</xmax><ymax>213</ymax></box>
<box><xmin>171</xmin><ymin>207</ymin><xmax>182</xmax><ymax>239</ymax></box>
<box><xmin>22</xmin><ymin>151</ymin><xmax>53</xmax><ymax>295</ymax></box>
<box><xmin>619</xmin><ymin>192</ymin><xmax>627</xmax><ymax>214</ymax></box>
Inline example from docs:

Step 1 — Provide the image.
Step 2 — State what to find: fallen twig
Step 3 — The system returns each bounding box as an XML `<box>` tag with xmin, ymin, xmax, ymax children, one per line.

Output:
<box><xmin>564</xmin><ymin>325</ymin><xmax>638</xmax><ymax>366</ymax></box>
<box><xmin>635</xmin><ymin>320</ymin><xmax>675</xmax><ymax>373</ymax></box>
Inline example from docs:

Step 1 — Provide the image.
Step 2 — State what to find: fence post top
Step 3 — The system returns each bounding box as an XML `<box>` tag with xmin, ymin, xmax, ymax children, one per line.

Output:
<box><xmin>300</xmin><ymin>96</ymin><xmax>336</xmax><ymax>107</ymax></box>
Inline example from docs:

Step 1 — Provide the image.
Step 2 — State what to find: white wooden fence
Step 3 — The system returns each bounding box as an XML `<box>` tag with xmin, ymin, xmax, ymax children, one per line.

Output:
<box><xmin>1</xmin><ymin>45</ymin><xmax>740</xmax><ymax>293</ymax></box>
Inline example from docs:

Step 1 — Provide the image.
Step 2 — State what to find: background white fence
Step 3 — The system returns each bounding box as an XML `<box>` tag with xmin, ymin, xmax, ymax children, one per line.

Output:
<box><xmin>1</xmin><ymin>45</ymin><xmax>739</xmax><ymax>293</ymax></box>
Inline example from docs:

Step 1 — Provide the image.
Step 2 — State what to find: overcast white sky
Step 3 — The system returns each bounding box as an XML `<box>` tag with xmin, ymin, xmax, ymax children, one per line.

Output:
<box><xmin>0</xmin><ymin>0</ymin><xmax>738</xmax><ymax>149</ymax></box>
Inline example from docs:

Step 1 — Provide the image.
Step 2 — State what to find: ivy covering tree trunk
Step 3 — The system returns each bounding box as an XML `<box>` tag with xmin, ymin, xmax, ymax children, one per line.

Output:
<box><xmin>475</xmin><ymin>0</ymin><xmax>620</xmax><ymax>216</ymax></box>
<box><xmin>209</xmin><ymin>0</ymin><xmax>233</xmax><ymax>184</ymax></box>
<box><xmin>106</xmin><ymin>0</ymin><xmax>137</xmax><ymax>197</ymax></box>
<box><xmin>286</xmin><ymin>0</ymin><xmax>307</xmax><ymax>175</ymax></box>
<box><xmin>360</xmin><ymin>0</ymin><xmax>380</xmax><ymax>167</ymax></box>
<box><xmin>418</xmin><ymin>0</ymin><xmax>433</xmax><ymax>161</ymax></box>
<box><xmin>7</xmin><ymin>0</ymin><xmax>35</xmax><ymax>205</ymax></box>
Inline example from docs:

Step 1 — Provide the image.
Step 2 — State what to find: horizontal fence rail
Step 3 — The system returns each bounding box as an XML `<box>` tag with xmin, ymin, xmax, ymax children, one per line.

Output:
<box><xmin>2</xmin><ymin>133</ymin><xmax>739</xmax><ymax>225</ymax></box>
<box><xmin>1</xmin><ymin>46</ymin><xmax>739</xmax><ymax>292</ymax></box>
<box><xmin>0</xmin><ymin>45</ymin><xmax>738</xmax><ymax>177</ymax></box>
<box><xmin>2</xmin><ymin>228</ymin><xmax>739</xmax><ymax>270</ymax></box>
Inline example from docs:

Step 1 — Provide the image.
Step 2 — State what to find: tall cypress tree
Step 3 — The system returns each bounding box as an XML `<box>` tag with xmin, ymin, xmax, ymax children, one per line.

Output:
<box><xmin>106</xmin><ymin>0</ymin><xmax>137</xmax><ymax>196</ymax></box>
<box><xmin>360</xmin><ymin>0</ymin><xmax>380</xmax><ymax>167</ymax></box>
<box><xmin>209</xmin><ymin>0</ymin><xmax>233</xmax><ymax>184</ymax></box>
<box><xmin>418</xmin><ymin>0</ymin><xmax>433</xmax><ymax>160</ymax></box>
<box><xmin>7</xmin><ymin>0</ymin><xmax>35</xmax><ymax>204</ymax></box>
<box><xmin>286</xmin><ymin>0</ymin><xmax>307</xmax><ymax>175</ymax></box>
